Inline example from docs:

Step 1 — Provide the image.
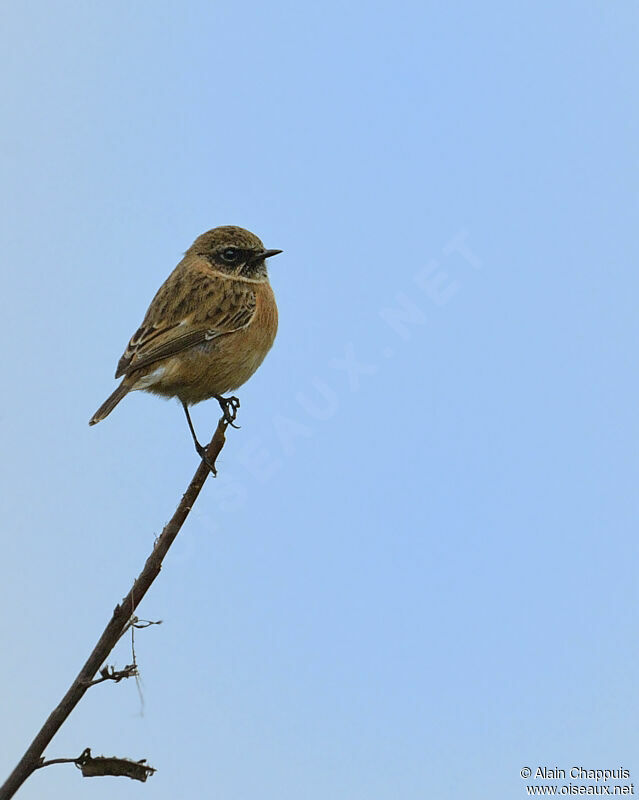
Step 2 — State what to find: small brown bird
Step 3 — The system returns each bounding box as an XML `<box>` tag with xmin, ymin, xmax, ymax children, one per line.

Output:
<box><xmin>89</xmin><ymin>225</ymin><xmax>281</xmax><ymax>468</ymax></box>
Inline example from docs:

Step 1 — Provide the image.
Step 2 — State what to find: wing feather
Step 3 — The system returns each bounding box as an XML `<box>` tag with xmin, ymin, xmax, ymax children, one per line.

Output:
<box><xmin>116</xmin><ymin>271</ymin><xmax>257</xmax><ymax>378</ymax></box>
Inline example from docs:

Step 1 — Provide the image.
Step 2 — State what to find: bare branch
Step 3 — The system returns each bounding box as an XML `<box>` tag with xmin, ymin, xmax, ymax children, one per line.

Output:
<box><xmin>0</xmin><ymin>418</ymin><xmax>228</xmax><ymax>799</ymax></box>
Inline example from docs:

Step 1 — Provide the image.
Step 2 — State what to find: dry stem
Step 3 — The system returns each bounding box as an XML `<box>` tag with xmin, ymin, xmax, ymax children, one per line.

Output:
<box><xmin>0</xmin><ymin>418</ymin><xmax>228</xmax><ymax>799</ymax></box>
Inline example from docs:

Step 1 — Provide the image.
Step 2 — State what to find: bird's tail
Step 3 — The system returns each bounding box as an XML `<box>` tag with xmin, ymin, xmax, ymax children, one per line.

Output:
<box><xmin>89</xmin><ymin>381</ymin><xmax>129</xmax><ymax>426</ymax></box>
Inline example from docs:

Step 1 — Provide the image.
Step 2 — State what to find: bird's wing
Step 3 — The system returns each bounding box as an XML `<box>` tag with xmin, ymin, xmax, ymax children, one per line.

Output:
<box><xmin>116</xmin><ymin>276</ymin><xmax>257</xmax><ymax>378</ymax></box>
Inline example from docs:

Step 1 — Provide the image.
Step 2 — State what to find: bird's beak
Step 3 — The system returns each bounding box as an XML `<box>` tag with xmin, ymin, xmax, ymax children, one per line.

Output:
<box><xmin>252</xmin><ymin>248</ymin><xmax>283</xmax><ymax>262</ymax></box>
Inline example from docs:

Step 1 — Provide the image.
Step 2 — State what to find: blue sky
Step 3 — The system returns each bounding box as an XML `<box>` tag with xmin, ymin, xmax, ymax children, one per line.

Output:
<box><xmin>1</xmin><ymin>2</ymin><xmax>637</xmax><ymax>798</ymax></box>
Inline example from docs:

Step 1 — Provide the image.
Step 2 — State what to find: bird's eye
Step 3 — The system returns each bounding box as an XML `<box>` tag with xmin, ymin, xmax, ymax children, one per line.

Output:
<box><xmin>221</xmin><ymin>247</ymin><xmax>239</xmax><ymax>263</ymax></box>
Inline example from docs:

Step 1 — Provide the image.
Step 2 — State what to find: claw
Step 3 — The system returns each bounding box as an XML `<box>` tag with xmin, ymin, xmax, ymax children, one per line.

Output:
<box><xmin>215</xmin><ymin>395</ymin><xmax>241</xmax><ymax>428</ymax></box>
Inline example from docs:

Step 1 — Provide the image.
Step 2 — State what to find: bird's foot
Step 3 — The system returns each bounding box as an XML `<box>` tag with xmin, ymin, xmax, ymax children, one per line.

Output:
<box><xmin>215</xmin><ymin>395</ymin><xmax>241</xmax><ymax>428</ymax></box>
<box><xmin>195</xmin><ymin>442</ymin><xmax>218</xmax><ymax>477</ymax></box>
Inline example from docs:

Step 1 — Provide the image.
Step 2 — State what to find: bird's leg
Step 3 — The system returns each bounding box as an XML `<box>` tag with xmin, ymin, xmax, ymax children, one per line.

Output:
<box><xmin>182</xmin><ymin>402</ymin><xmax>218</xmax><ymax>476</ymax></box>
<box><xmin>214</xmin><ymin>394</ymin><xmax>241</xmax><ymax>428</ymax></box>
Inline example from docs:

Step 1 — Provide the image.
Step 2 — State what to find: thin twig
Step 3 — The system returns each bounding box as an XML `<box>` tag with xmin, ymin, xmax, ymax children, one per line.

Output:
<box><xmin>83</xmin><ymin>664</ymin><xmax>139</xmax><ymax>687</ymax></box>
<box><xmin>36</xmin><ymin>754</ymin><xmax>86</xmax><ymax>769</ymax></box>
<box><xmin>0</xmin><ymin>418</ymin><xmax>228</xmax><ymax>799</ymax></box>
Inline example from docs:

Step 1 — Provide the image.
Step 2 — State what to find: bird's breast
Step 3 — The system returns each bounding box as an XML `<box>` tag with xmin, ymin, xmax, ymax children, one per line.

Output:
<box><xmin>143</xmin><ymin>280</ymin><xmax>278</xmax><ymax>404</ymax></box>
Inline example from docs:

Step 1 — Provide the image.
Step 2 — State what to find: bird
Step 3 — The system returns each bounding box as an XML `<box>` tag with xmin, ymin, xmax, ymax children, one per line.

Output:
<box><xmin>89</xmin><ymin>225</ymin><xmax>281</xmax><ymax>470</ymax></box>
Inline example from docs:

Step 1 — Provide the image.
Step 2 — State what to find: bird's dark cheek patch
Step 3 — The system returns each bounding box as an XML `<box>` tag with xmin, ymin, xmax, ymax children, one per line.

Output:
<box><xmin>205</xmin><ymin>255</ymin><xmax>241</xmax><ymax>275</ymax></box>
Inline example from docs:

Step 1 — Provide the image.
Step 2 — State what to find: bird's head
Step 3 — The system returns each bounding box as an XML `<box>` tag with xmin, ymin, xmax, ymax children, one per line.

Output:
<box><xmin>190</xmin><ymin>226</ymin><xmax>282</xmax><ymax>280</ymax></box>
